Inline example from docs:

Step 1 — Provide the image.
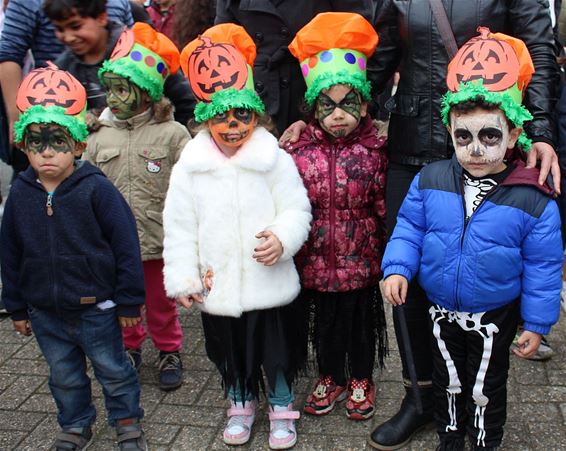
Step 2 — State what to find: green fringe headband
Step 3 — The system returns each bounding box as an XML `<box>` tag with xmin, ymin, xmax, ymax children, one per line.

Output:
<box><xmin>99</xmin><ymin>59</ymin><xmax>164</xmax><ymax>102</ymax></box>
<box><xmin>441</xmin><ymin>80</ymin><xmax>533</xmax><ymax>151</ymax></box>
<box><xmin>194</xmin><ymin>88</ymin><xmax>265</xmax><ymax>123</ymax></box>
<box><xmin>14</xmin><ymin>105</ymin><xmax>88</xmax><ymax>143</ymax></box>
<box><xmin>304</xmin><ymin>70</ymin><xmax>372</xmax><ymax>106</ymax></box>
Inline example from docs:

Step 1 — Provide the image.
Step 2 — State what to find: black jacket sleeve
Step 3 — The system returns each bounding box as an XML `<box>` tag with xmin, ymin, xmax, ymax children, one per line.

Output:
<box><xmin>509</xmin><ymin>0</ymin><xmax>561</xmax><ymax>147</ymax></box>
<box><xmin>164</xmin><ymin>70</ymin><xmax>196</xmax><ymax>127</ymax></box>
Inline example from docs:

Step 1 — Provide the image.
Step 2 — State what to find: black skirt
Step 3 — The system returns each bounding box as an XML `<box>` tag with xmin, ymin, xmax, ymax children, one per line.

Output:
<box><xmin>201</xmin><ymin>297</ymin><xmax>308</xmax><ymax>402</ymax></box>
<box><xmin>300</xmin><ymin>284</ymin><xmax>388</xmax><ymax>385</ymax></box>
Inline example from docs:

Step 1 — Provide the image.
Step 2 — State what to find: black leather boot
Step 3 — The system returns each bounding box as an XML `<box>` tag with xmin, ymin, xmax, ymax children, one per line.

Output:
<box><xmin>368</xmin><ymin>385</ymin><xmax>434</xmax><ymax>450</ymax></box>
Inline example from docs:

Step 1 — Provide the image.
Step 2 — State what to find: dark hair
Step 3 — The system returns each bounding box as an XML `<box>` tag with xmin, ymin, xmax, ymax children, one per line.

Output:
<box><xmin>172</xmin><ymin>0</ymin><xmax>216</xmax><ymax>49</ymax></box>
<box><xmin>44</xmin><ymin>0</ymin><xmax>107</xmax><ymax>21</ymax></box>
<box><xmin>449</xmin><ymin>98</ymin><xmax>515</xmax><ymax>130</ymax></box>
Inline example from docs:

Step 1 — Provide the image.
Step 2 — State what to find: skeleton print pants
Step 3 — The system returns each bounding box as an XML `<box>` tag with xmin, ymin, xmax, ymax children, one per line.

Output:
<box><xmin>429</xmin><ymin>301</ymin><xmax>519</xmax><ymax>448</ymax></box>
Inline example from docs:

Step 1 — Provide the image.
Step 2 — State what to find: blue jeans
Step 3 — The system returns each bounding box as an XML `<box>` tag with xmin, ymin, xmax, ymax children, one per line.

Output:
<box><xmin>29</xmin><ymin>305</ymin><xmax>143</xmax><ymax>428</ymax></box>
<box><xmin>228</xmin><ymin>370</ymin><xmax>294</xmax><ymax>407</ymax></box>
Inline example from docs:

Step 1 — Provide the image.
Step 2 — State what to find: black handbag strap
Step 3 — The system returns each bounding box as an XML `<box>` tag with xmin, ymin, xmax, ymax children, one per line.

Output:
<box><xmin>428</xmin><ymin>0</ymin><xmax>458</xmax><ymax>59</ymax></box>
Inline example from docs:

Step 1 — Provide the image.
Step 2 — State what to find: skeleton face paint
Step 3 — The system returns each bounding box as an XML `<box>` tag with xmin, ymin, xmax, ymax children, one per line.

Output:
<box><xmin>101</xmin><ymin>72</ymin><xmax>150</xmax><ymax>120</ymax></box>
<box><xmin>449</xmin><ymin>107</ymin><xmax>519</xmax><ymax>177</ymax></box>
<box><xmin>24</xmin><ymin>125</ymin><xmax>75</xmax><ymax>154</ymax></box>
<box><xmin>315</xmin><ymin>84</ymin><xmax>366</xmax><ymax>139</ymax></box>
<box><xmin>207</xmin><ymin>108</ymin><xmax>256</xmax><ymax>156</ymax></box>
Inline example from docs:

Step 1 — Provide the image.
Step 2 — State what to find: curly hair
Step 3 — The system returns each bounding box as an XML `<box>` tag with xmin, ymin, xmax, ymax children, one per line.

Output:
<box><xmin>173</xmin><ymin>0</ymin><xmax>216</xmax><ymax>49</ymax></box>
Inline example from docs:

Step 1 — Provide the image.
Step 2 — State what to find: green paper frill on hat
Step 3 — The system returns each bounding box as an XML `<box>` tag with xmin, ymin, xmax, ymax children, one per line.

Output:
<box><xmin>288</xmin><ymin>13</ymin><xmax>378</xmax><ymax>105</ymax></box>
<box><xmin>99</xmin><ymin>43</ymin><xmax>169</xmax><ymax>102</ymax></box>
<box><xmin>194</xmin><ymin>87</ymin><xmax>265</xmax><ymax>123</ymax></box>
<box><xmin>14</xmin><ymin>105</ymin><xmax>88</xmax><ymax>144</ymax></box>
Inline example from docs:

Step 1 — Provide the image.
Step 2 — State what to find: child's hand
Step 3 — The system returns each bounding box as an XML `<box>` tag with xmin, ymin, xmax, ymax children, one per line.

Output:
<box><xmin>118</xmin><ymin>316</ymin><xmax>142</xmax><ymax>328</ymax></box>
<box><xmin>177</xmin><ymin>294</ymin><xmax>204</xmax><ymax>310</ymax></box>
<box><xmin>512</xmin><ymin>330</ymin><xmax>542</xmax><ymax>359</ymax></box>
<box><xmin>253</xmin><ymin>231</ymin><xmax>283</xmax><ymax>266</ymax></box>
<box><xmin>13</xmin><ymin>319</ymin><xmax>32</xmax><ymax>336</ymax></box>
<box><xmin>382</xmin><ymin>275</ymin><xmax>409</xmax><ymax>306</ymax></box>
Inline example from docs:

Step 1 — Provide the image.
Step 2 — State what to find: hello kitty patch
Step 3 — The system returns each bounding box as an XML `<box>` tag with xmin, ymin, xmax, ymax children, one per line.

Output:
<box><xmin>146</xmin><ymin>160</ymin><xmax>161</xmax><ymax>173</ymax></box>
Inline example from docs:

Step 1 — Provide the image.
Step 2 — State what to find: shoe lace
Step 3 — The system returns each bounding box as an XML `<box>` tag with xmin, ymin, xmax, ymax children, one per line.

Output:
<box><xmin>158</xmin><ymin>353</ymin><xmax>180</xmax><ymax>371</ymax></box>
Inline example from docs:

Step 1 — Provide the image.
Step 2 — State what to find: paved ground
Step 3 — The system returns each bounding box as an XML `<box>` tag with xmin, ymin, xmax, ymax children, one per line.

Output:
<box><xmin>0</xmin><ymin>301</ymin><xmax>565</xmax><ymax>451</ymax></box>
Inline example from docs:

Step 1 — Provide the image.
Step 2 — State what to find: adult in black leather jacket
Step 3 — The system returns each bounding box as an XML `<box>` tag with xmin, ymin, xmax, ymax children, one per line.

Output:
<box><xmin>367</xmin><ymin>1</ymin><xmax>561</xmax><ymax>450</ymax></box>
<box><xmin>215</xmin><ymin>0</ymin><xmax>374</xmax><ymax>134</ymax></box>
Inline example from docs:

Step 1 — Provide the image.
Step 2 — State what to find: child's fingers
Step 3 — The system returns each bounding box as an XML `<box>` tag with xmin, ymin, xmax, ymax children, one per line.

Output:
<box><xmin>262</xmin><ymin>255</ymin><xmax>281</xmax><ymax>266</ymax></box>
<box><xmin>191</xmin><ymin>293</ymin><xmax>204</xmax><ymax>304</ymax></box>
<box><xmin>177</xmin><ymin>296</ymin><xmax>194</xmax><ymax>309</ymax></box>
<box><xmin>400</xmin><ymin>280</ymin><xmax>408</xmax><ymax>304</ymax></box>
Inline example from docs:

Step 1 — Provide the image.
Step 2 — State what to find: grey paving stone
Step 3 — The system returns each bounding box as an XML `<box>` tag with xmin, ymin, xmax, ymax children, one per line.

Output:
<box><xmin>0</xmin><ymin>430</ymin><xmax>27</xmax><ymax>449</ymax></box>
<box><xmin>170</xmin><ymin>425</ymin><xmax>217</xmax><ymax>450</ymax></box>
<box><xmin>0</xmin><ymin>375</ymin><xmax>45</xmax><ymax>409</ymax></box>
<box><xmin>0</xmin><ymin>409</ymin><xmax>46</xmax><ymax>431</ymax></box>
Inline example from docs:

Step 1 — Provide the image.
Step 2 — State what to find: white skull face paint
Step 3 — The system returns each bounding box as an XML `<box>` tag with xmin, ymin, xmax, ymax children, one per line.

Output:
<box><xmin>449</xmin><ymin>107</ymin><xmax>519</xmax><ymax>177</ymax></box>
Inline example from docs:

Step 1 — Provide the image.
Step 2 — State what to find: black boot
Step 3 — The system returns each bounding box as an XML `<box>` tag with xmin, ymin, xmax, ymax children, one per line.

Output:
<box><xmin>368</xmin><ymin>385</ymin><xmax>434</xmax><ymax>450</ymax></box>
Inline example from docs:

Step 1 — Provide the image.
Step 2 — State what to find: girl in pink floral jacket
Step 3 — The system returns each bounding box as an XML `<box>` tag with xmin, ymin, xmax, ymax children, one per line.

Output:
<box><xmin>285</xmin><ymin>12</ymin><xmax>388</xmax><ymax>421</ymax></box>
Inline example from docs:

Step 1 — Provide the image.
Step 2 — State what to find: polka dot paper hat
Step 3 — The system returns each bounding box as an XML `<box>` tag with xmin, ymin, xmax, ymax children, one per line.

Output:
<box><xmin>288</xmin><ymin>12</ymin><xmax>378</xmax><ymax>105</ymax></box>
<box><xmin>98</xmin><ymin>22</ymin><xmax>180</xmax><ymax>102</ymax></box>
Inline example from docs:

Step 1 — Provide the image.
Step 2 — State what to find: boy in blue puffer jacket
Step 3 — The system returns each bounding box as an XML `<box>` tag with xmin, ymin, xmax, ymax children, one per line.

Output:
<box><xmin>381</xmin><ymin>28</ymin><xmax>563</xmax><ymax>451</ymax></box>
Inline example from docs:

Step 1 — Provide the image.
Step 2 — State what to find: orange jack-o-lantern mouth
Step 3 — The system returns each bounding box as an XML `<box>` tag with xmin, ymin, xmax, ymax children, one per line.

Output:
<box><xmin>188</xmin><ymin>36</ymin><xmax>249</xmax><ymax>101</ymax></box>
<box><xmin>447</xmin><ymin>27</ymin><xmax>520</xmax><ymax>92</ymax></box>
<box><xmin>16</xmin><ymin>62</ymin><xmax>86</xmax><ymax>115</ymax></box>
<box><xmin>110</xmin><ymin>28</ymin><xmax>135</xmax><ymax>61</ymax></box>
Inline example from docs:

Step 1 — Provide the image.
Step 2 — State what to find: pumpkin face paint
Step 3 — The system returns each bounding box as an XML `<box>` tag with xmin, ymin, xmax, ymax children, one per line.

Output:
<box><xmin>315</xmin><ymin>84</ymin><xmax>366</xmax><ymax>139</ymax></box>
<box><xmin>208</xmin><ymin>108</ymin><xmax>256</xmax><ymax>156</ymax></box>
<box><xmin>188</xmin><ymin>37</ymin><xmax>249</xmax><ymax>102</ymax></box>
<box><xmin>101</xmin><ymin>72</ymin><xmax>151</xmax><ymax>120</ymax></box>
<box><xmin>449</xmin><ymin>107</ymin><xmax>520</xmax><ymax>177</ymax></box>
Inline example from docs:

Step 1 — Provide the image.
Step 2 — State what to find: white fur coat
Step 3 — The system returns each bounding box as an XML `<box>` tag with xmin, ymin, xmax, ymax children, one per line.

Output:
<box><xmin>162</xmin><ymin>127</ymin><xmax>312</xmax><ymax>317</ymax></box>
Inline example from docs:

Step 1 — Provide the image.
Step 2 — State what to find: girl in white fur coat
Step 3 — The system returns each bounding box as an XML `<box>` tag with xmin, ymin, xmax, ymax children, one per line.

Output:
<box><xmin>164</xmin><ymin>25</ymin><xmax>311</xmax><ymax>449</ymax></box>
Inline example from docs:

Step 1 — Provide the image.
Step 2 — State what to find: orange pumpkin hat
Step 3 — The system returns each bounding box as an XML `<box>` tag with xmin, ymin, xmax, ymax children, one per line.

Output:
<box><xmin>442</xmin><ymin>27</ymin><xmax>534</xmax><ymax>150</ymax></box>
<box><xmin>14</xmin><ymin>62</ymin><xmax>88</xmax><ymax>143</ymax></box>
<box><xmin>180</xmin><ymin>23</ymin><xmax>264</xmax><ymax>122</ymax></box>
<box><xmin>99</xmin><ymin>22</ymin><xmax>180</xmax><ymax>101</ymax></box>
<box><xmin>288</xmin><ymin>12</ymin><xmax>378</xmax><ymax>105</ymax></box>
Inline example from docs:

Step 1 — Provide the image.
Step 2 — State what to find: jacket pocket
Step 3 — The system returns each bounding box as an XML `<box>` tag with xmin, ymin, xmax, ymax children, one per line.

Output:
<box><xmin>18</xmin><ymin>257</ymin><xmax>51</xmax><ymax>308</ymax></box>
<box><xmin>95</xmin><ymin>147</ymin><xmax>121</xmax><ymax>164</ymax></box>
<box><xmin>385</xmin><ymin>94</ymin><xmax>420</xmax><ymax>117</ymax></box>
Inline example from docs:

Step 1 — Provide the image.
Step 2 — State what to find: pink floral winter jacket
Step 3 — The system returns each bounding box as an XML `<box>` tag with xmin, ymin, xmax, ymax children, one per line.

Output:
<box><xmin>286</xmin><ymin>117</ymin><xmax>388</xmax><ymax>292</ymax></box>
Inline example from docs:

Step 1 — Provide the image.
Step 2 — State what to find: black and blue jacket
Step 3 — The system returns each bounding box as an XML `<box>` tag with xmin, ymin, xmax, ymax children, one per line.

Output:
<box><xmin>0</xmin><ymin>161</ymin><xmax>145</xmax><ymax>321</ymax></box>
<box><xmin>382</xmin><ymin>155</ymin><xmax>563</xmax><ymax>335</ymax></box>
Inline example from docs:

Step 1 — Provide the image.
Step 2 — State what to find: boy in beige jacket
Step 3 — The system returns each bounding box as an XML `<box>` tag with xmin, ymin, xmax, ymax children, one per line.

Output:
<box><xmin>86</xmin><ymin>23</ymin><xmax>190</xmax><ymax>391</ymax></box>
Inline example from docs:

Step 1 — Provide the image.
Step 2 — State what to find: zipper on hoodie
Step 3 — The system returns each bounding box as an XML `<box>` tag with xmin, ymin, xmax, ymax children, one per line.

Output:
<box><xmin>45</xmin><ymin>190</ymin><xmax>60</xmax><ymax>315</ymax></box>
<box><xmin>46</xmin><ymin>192</ymin><xmax>54</xmax><ymax>216</ymax></box>
<box><xmin>328</xmin><ymin>145</ymin><xmax>337</xmax><ymax>290</ymax></box>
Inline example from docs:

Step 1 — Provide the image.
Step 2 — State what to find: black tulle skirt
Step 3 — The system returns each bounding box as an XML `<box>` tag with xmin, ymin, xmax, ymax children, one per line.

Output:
<box><xmin>201</xmin><ymin>297</ymin><xmax>308</xmax><ymax>402</ymax></box>
<box><xmin>299</xmin><ymin>284</ymin><xmax>388</xmax><ymax>385</ymax></box>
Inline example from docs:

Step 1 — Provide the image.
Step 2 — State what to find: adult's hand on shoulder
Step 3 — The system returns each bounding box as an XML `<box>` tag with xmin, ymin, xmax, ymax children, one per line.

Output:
<box><xmin>526</xmin><ymin>141</ymin><xmax>560</xmax><ymax>195</ymax></box>
<box><xmin>278</xmin><ymin>120</ymin><xmax>307</xmax><ymax>147</ymax></box>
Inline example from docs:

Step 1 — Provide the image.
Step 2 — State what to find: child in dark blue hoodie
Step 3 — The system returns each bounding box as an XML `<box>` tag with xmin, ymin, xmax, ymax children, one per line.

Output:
<box><xmin>0</xmin><ymin>64</ymin><xmax>148</xmax><ymax>451</ymax></box>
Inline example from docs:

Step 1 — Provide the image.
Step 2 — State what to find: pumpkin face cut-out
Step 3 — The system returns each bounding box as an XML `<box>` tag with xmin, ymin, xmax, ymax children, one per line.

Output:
<box><xmin>447</xmin><ymin>27</ymin><xmax>520</xmax><ymax>92</ymax></box>
<box><xmin>16</xmin><ymin>62</ymin><xmax>86</xmax><ymax>115</ymax></box>
<box><xmin>188</xmin><ymin>36</ymin><xmax>249</xmax><ymax>101</ymax></box>
<box><xmin>110</xmin><ymin>28</ymin><xmax>135</xmax><ymax>61</ymax></box>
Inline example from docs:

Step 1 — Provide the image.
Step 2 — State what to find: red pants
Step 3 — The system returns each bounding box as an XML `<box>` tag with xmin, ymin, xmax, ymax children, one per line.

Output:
<box><xmin>122</xmin><ymin>259</ymin><xmax>182</xmax><ymax>352</ymax></box>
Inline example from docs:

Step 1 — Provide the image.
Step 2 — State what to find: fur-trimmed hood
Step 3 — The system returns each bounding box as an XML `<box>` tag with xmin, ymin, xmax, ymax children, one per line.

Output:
<box><xmin>177</xmin><ymin>126</ymin><xmax>280</xmax><ymax>174</ymax></box>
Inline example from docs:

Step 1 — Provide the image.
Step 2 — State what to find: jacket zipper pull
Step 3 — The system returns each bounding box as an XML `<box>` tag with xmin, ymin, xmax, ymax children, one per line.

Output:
<box><xmin>46</xmin><ymin>193</ymin><xmax>53</xmax><ymax>216</ymax></box>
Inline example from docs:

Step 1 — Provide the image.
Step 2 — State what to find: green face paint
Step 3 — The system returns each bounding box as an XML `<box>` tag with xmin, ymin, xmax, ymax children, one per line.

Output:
<box><xmin>24</xmin><ymin>126</ymin><xmax>75</xmax><ymax>154</ymax></box>
<box><xmin>315</xmin><ymin>89</ymin><xmax>362</xmax><ymax>121</ymax></box>
<box><xmin>101</xmin><ymin>73</ymin><xmax>148</xmax><ymax>120</ymax></box>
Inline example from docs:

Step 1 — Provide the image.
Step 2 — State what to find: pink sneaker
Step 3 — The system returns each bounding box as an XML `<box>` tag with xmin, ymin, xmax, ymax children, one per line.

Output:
<box><xmin>268</xmin><ymin>404</ymin><xmax>300</xmax><ymax>450</ymax></box>
<box><xmin>304</xmin><ymin>375</ymin><xmax>347</xmax><ymax>415</ymax></box>
<box><xmin>223</xmin><ymin>399</ymin><xmax>257</xmax><ymax>445</ymax></box>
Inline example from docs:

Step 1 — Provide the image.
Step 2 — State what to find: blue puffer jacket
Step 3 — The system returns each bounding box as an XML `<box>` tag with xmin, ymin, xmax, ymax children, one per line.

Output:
<box><xmin>382</xmin><ymin>155</ymin><xmax>563</xmax><ymax>335</ymax></box>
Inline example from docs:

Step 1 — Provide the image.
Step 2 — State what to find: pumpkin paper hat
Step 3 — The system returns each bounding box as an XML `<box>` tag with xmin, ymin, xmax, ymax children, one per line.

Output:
<box><xmin>288</xmin><ymin>12</ymin><xmax>378</xmax><ymax>105</ymax></box>
<box><xmin>442</xmin><ymin>27</ymin><xmax>535</xmax><ymax>150</ymax></box>
<box><xmin>180</xmin><ymin>23</ymin><xmax>264</xmax><ymax>122</ymax></box>
<box><xmin>99</xmin><ymin>22</ymin><xmax>180</xmax><ymax>102</ymax></box>
<box><xmin>14</xmin><ymin>62</ymin><xmax>88</xmax><ymax>143</ymax></box>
